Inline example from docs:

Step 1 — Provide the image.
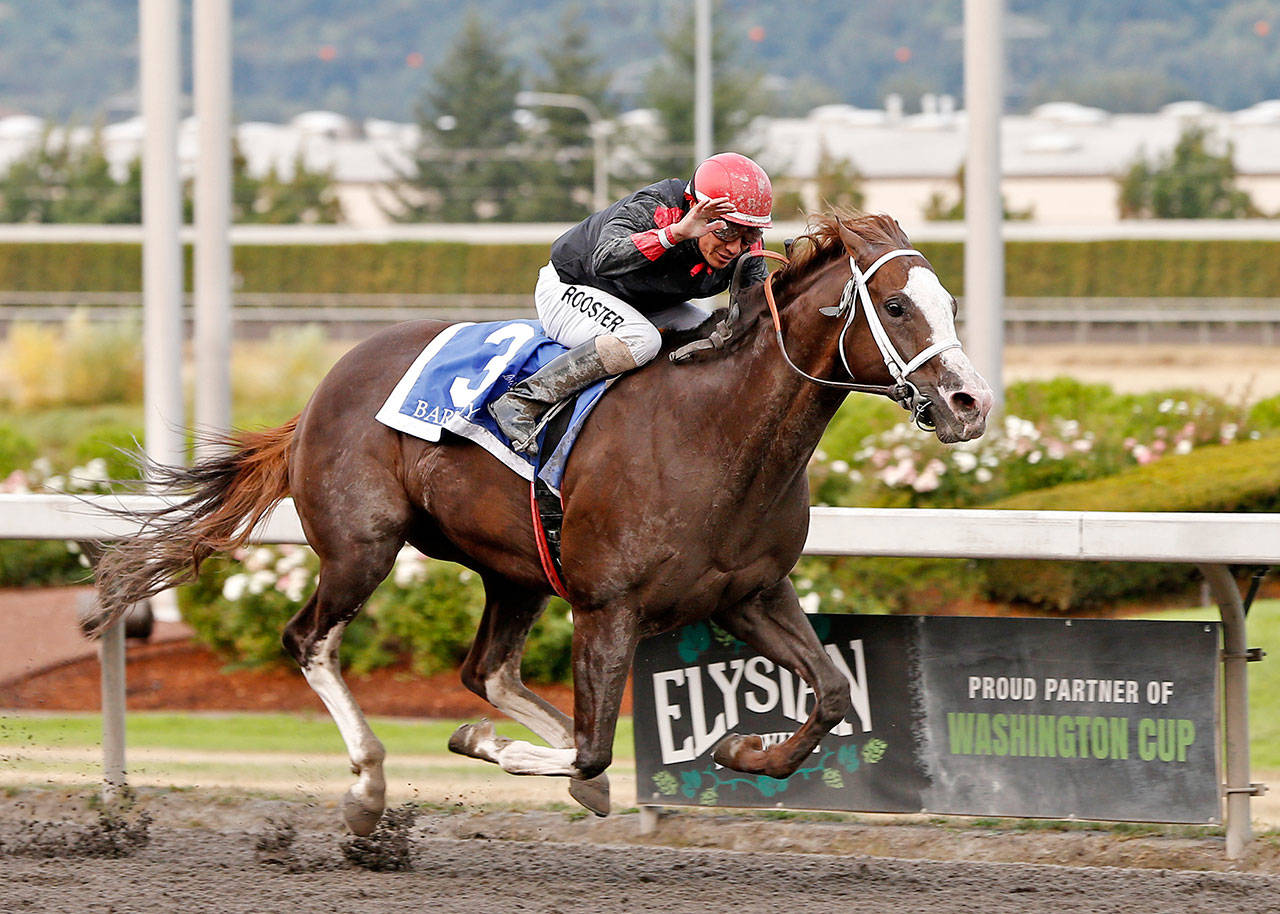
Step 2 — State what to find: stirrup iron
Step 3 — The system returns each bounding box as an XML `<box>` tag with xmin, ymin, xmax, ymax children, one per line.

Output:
<box><xmin>509</xmin><ymin>400</ymin><xmax>569</xmax><ymax>454</ymax></box>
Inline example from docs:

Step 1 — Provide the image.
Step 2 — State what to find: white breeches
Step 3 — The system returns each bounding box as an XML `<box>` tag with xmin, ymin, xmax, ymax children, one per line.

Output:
<box><xmin>533</xmin><ymin>263</ymin><xmax>662</xmax><ymax>368</ymax></box>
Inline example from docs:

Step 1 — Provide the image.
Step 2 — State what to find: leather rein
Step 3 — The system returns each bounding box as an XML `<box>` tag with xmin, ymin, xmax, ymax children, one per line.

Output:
<box><xmin>670</xmin><ymin>244</ymin><xmax>960</xmax><ymax>431</ymax></box>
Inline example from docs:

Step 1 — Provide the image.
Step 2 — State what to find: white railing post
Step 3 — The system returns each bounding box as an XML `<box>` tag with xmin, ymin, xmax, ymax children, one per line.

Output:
<box><xmin>140</xmin><ymin>0</ymin><xmax>186</xmax><ymax>471</ymax></box>
<box><xmin>964</xmin><ymin>0</ymin><xmax>1006</xmax><ymax>412</ymax></box>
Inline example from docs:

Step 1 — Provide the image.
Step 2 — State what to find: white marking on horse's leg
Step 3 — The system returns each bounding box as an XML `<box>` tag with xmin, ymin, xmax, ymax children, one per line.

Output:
<box><xmin>451</xmin><ymin>719</ymin><xmax>579</xmax><ymax>777</ymax></box>
<box><xmin>484</xmin><ymin>657</ymin><xmax>572</xmax><ymax>747</ymax></box>
<box><xmin>483</xmin><ymin>658</ymin><xmax>611</xmax><ymax>812</ymax></box>
<box><xmin>494</xmin><ymin>742</ymin><xmax>580</xmax><ymax>777</ymax></box>
<box><xmin>448</xmin><ymin>719</ymin><xmax>507</xmax><ymax>763</ymax></box>
<box><xmin>300</xmin><ymin>623</ymin><xmax>386</xmax><ymax>835</ymax></box>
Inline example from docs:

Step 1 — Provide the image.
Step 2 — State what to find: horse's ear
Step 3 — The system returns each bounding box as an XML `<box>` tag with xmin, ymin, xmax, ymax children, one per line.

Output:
<box><xmin>835</xmin><ymin>218</ymin><xmax>874</xmax><ymax>262</ymax></box>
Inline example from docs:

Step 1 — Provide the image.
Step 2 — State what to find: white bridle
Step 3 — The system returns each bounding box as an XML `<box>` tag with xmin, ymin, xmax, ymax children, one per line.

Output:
<box><xmin>839</xmin><ymin>248</ymin><xmax>963</xmax><ymax>379</ymax></box>
<box><xmin>773</xmin><ymin>248</ymin><xmax>962</xmax><ymax>429</ymax></box>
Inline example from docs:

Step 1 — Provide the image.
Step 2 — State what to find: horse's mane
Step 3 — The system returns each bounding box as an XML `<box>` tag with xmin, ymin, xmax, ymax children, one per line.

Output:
<box><xmin>771</xmin><ymin>211</ymin><xmax>911</xmax><ymax>296</ymax></box>
<box><xmin>659</xmin><ymin>211</ymin><xmax>912</xmax><ymax>358</ymax></box>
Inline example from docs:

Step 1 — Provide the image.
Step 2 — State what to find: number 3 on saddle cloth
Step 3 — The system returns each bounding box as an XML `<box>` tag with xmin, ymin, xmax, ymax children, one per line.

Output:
<box><xmin>375</xmin><ymin>319</ymin><xmax>606</xmax><ymax>597</ymax></box>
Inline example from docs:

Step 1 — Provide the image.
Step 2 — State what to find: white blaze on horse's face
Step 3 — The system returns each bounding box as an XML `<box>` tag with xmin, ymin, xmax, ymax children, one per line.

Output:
<box><xmin>902</xmin><ymin>266</ymin><xmax>959</xmax><ymax>349</ymax></box>
<box><xmin>901</xmin><ymin>265</ymin><xmax>993</xmax><ymax>441</ymax></box>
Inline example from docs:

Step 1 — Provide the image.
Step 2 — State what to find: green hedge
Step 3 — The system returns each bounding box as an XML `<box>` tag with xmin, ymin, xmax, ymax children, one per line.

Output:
<box><xmin>0</xmin><ymin>244</ymin><xmax>146</xmax><ymax>292</ymax></box>
<box><xmin>921</xmin><ymin>240</ymin><xmax>1280</xmax><ymax>298</ymax></box>
<box><xmin>0</xmin><ymin>242</ymin><xmax>551</xmax><ymax>295</ymax></box>
<box><xmin>177</xmin><ymin>550</ymin><xmax>575</xmax><ymax>681</ymax></box>
<box><xmin>6</xmin><ymin>239</ymin><xmax>1280</xmax><ymax>297</ymax></box>
<box><xmin>978</xmin><ymin>437</ymin><xmax>1280</xmax><ymax>610</ymax></box>
<box><xmin>0</xmin><ymin>540</ymin><xmax>91</xmax><ymax>588</ymax></box>
<box><xmin>231</xmin><ymin>242</ymin><xmax>551</xmax><ymax>294</ymax></box>
<box><xmin>990</xmin><ymin>436</ymin><xmax>1280</xmax><ymax>513</ymax></box>
<box><xmin>805</xmin><ymin>436</ymin><xmax>1280</xmax><ymax>616</ymax></box>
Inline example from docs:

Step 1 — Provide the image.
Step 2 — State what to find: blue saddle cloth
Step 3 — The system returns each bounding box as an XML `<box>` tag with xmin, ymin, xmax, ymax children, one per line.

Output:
<box><xmin>374</xmin><ymin>320</ymin><xmax>607</xmax><ymax>493</ymax></box>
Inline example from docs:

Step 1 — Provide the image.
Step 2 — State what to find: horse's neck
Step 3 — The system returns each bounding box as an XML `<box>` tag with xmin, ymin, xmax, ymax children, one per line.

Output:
<box><xmin>704</xmin><ymin>275</ymin><xmax>851</xmax><ymax>497</ymax></box>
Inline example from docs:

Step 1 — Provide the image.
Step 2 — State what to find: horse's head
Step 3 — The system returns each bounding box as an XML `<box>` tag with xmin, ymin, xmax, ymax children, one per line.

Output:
<box><xmin>822</xmin><ymin>215</ymin><xmax>992</xmax><ymax>443</ymax></box>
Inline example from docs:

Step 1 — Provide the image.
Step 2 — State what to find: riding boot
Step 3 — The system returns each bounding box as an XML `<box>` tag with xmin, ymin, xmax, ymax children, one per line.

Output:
<box><xmin>489</xmin><ymin>339</ymin><xmax>616</xmax><ymax>452</ymax></box>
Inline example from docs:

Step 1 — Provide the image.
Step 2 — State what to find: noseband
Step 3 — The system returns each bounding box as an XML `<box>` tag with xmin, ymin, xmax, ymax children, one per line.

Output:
<box><xmin>762</xmin><ymin>247</ymin><xmax>961</xmax><ymax>431</ymax></box>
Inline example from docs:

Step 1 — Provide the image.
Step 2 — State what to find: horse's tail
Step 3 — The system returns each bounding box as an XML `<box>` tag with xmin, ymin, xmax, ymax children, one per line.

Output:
<box><xmin>91</xmin><ymin>417</ymin><xmax>299</xmax><ymax>637</ymax></box>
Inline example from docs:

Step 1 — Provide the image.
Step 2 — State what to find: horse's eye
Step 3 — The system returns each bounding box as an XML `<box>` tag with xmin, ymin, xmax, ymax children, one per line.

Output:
<box><xmin>884</xmin><ymin>297</ymin><xmax>906</xmax><ymax>318</ymax></box>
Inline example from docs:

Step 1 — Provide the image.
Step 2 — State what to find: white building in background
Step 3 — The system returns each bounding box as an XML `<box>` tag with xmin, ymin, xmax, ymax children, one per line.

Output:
<box><xmin>752</xmin><ymin>97</ymin><xmax>1280</xmax><ymax>225</ymax></box>
<box><xmin>2</xmin><ymin>99</ymin><xmax>1279</xmax><ymax>228</ymax></box>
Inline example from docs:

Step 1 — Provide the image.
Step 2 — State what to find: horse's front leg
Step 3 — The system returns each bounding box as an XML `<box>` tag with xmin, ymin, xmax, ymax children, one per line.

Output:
<box><xmin>568</xmin><ymin>605</ymin><xmax>640</xmax><ymax>791</ymax></box>
<box><xmin>710</xmin><ymin>579</ymin><xmax>852</xmax><ymax>778</ymax></box>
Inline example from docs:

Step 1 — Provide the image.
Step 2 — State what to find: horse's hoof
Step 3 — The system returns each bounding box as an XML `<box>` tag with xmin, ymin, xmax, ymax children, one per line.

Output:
<box><xmin>712</xmin><ymin>733</ymin><xmax>765</xmax><ymax>771</ymax></box>
<box><xmin>448</xmin><ymin>719</ymin><xmax>496</xmax><ymax>759</ymax></box>
<box><xmin>342</xmin><ymin>789</ymin><xmax>384</xmax><ymax>837</ymax></box>
<box><xmin>568</xmin><ymin>773</ymin><xmax>611</xmax><ymax>817</ymax></box>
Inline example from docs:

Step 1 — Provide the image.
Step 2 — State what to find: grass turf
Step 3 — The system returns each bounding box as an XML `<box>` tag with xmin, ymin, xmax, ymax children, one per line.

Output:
<box><xmin>0</xmin><ymin>711</ymin><xmax>634</xmax><ymax>759</ymax></box>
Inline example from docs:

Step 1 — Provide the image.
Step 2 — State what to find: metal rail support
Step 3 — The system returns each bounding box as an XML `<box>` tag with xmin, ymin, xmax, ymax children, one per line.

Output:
<box><xmin>1198</xmin><ymin>563</ymin><xmax>1266</xmax><ymax>859</ymax></box>
<box><xmin>639</xmin><ymin>805</ymin><xmax>661</xmax><ymax>835</ymax></box>
<box><xmin>99</xmin><ymin>618</ymin><xmax>127</xmax><ymax>801</ymax></box>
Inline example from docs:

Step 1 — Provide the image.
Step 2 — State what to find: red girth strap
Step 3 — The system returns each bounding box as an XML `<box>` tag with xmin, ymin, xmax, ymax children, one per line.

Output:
<box><xmin>530</xmin><ymin>482</ymin><xmax>570</xmax><ymax>600</ymax></box>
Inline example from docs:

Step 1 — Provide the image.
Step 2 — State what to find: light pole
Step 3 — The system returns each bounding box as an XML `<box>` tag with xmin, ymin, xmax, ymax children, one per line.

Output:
<box><xmin>964</xmin><ymin>0</ymin><xmax>1006</xmax><ymax>413</ymax></box>
<box><xmin>515</xmin><ymin>91</ymin><xmax>609</xmax><ymax>212</ymax></box>
<box><xmin>694</xmin><ymin>0</ymin><xmax>712</xmax><ymax>165</ymax></box>
<box><xmin>194</xmin><ymin>0</ymin><xmax>232</xmax><ymax>454</ymax></box>
<box><xmin>140</xmin><ymin>0</ymin><xmax>184</xmax><ymax>472</ymax></box>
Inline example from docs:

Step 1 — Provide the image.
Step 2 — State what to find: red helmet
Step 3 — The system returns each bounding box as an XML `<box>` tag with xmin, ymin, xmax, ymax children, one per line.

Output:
<box><xmin>686</xmin><ymin>152</ymin><xmax>773</xmax><ymax>228</ymax></box>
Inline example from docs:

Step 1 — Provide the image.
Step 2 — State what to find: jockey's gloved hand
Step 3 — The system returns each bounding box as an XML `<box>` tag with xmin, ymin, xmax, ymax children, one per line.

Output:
<box><xmin>669</xmin><ymin>196</ymin><xmax>737</xmax><ymax>244</ymax></box>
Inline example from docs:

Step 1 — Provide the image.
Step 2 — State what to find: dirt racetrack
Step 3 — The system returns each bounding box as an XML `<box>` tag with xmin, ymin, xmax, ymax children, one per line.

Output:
<box><xmin>3</xmin><ymin>789</ymin><xmax>1280</xmax><ymax>914</ymax></box>
<box><xmin>1004</xmin><ymin>343</ymin><xmax>1280</xmax><ymax>401</ymax></box>
<box><xmin>6</xmin><ymin>828</ymin><xmax>1278</xmax><ymax>914</ymax></box>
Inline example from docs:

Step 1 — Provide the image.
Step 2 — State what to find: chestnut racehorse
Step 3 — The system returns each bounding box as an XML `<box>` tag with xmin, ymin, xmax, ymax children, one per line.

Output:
<box><xmin>94</xmin><ymin>213</ymin><xmax>992</xmax><ymax>835</ymax></box>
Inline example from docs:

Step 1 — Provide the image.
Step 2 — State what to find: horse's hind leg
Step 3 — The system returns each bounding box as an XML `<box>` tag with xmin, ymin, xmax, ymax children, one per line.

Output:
<box><xmin>456</xmin><ymin>577</ymin><xmax>564</xmax><ymax>742</ymax></box>
<box><xmin>282</xmin><ymin>540</ymin><xmax>402</xmax><ymax>836</ymax></box>
<box><xmin>448</xmin><ymin>575</ymin><xmax>609</xmax><ymax>814</ymax></box>
<box><xmin>451</xmin><ymin>600</ymin><xmax>637</xmax><ymax>806</ymax></box>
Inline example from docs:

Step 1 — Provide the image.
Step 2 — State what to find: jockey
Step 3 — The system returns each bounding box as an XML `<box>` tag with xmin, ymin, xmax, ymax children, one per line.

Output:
<box><xmin>489</xmin><ymin>151</ymin><xmax>774</xmax><ymax>451</ymax></box>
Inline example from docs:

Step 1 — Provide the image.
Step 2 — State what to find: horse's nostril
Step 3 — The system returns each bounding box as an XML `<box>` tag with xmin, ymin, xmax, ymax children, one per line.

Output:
<box><xmin>947</xmin><ymin>383</ymin><xmax>994</xmax><ymax>421</ymax></box>
<box><xmin>950</xmin><ymin>390</ymin><xmax>977</xmax><ymax>414</ymax></box>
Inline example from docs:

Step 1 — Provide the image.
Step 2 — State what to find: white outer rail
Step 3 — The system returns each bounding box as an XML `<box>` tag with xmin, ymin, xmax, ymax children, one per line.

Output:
<box><xmin>0</xmin><ymin>494</ymin><xmax>309</xmax><ymax>544</ymax></box>
<box><xmin>1</xmin><ymin>495</ymin><xmax>1266</xmax><ymax>857</ymax></box>
<box><xmin>807</xmin><ymin>506</ymin><xmax>1280</xmax><ymax>564</ymax></box>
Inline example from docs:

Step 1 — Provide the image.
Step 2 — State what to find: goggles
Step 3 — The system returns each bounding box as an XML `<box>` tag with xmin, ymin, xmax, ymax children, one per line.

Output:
<box><xmin>710</xmin><ymin>223</ymin><xmax>763</xmax><ymax>245</ymax></box>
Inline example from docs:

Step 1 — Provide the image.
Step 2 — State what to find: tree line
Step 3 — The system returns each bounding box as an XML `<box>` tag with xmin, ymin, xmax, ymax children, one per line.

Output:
<box><xmin>0</xmin><ymin>7</ymin><xmax>770</xmax><ymax>226</ymax></box>
<box><xmin>0</xmin><ymin>131</ymin><xmax>341</xmax><ymax>226</ymax></box>
<box><xmin>0</xmin><ymin>6</ymin><xmax>1268</xmax><ymax>224</ymax></box>
<box><xmin>15</xmin><ymin>2</ymin><xmax>1280</xmax><ymax>123</ymax></box>
<box><xmin>389</xmin><ymin>7</ymin><xmax>766</xmax><ymax>223</ymax></box>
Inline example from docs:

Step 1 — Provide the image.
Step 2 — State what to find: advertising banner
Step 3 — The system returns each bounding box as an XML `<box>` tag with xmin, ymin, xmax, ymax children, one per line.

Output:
<box><xmin>632</xmin><ymin>615</ymin><xmax>1220</xmax><ymax>824</ymax></box>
